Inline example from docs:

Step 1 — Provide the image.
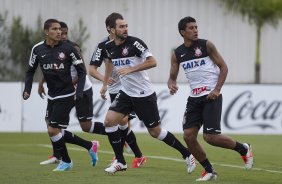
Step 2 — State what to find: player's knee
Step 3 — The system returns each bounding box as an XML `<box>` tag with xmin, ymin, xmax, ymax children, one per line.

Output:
<box><xmin>80</xmin><ymin>123</ymin><xmax>90</xmax><ymax>132</ymax></box>
<box><xmin>148</xmin><ymin>126</ymin><xmax>161</xmax><ymax>138</ymax></box>
<box><xmin>203</xmin><ymin>133</ymin><xmax>216</xmax><ymax>144</ymax></box>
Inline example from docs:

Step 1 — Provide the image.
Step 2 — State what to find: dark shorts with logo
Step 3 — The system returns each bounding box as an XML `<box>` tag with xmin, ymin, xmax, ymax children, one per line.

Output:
<box><xmin>75</xmin><ymin>88</ymin><xmax>94</xmax><ymax>122</ymax></box>
<box><xmin>110</xmin><ymin>92</ymin><xmax>136</xmax><ymax>121</ymax></box>
<box><xmin>183</xmin><ymin>94</ymin><xmax>222</xmax><ymax>134</ymax></box>
<box><xmin>109</xmin><ymin>90</ymin><xmax>160</xmax><ymax>128</ymax></box>
<box><xmin>47</xmin><ymin>95</ymin><xmax>75</xmax><ymax>129</ymax></box>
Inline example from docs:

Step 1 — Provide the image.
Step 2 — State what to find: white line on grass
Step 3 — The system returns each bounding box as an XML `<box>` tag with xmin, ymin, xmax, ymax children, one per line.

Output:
<box><xmin>37</xmin><ymin>144</ymin><xmax>282</xmax><ymax>174</ymax></box>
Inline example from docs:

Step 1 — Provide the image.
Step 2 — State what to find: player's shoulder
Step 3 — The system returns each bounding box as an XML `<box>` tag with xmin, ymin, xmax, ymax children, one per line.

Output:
<box><xmin>32</xmin><ymin>41</ymin><xmax>45</xmax><ymax>52</ymax></box>
<box><xmin>127</xmin><ymin>36</ymin><xmax>144</xmax><ymax>44</ymax></box>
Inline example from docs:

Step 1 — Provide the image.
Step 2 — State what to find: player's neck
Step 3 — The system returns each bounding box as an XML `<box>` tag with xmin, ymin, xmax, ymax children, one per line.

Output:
<box><xmin>46</xmin><ymin>38</ymin><xmax>59</xmax><ymax>47</ymax></box>
<box><xmin>184</xmin><ymin>39</ymin><xmax>194</xmax><ymax>47</ymax></box>
<box><xmin>114</xmin><ymin>38</ymin><xmax>126</xmax><ymax>45</ymax></box>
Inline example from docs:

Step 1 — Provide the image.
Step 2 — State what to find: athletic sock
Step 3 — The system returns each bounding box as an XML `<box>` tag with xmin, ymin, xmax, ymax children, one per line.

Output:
<box><xmin>50</xmin><ymin>133</ymin><xmax>71</xmax><ymax>163</ymax></box>
<box><xmin>125</xmin><ymin>129</ymin><xmax>142</xmax><ymax>158</ymax></box>
<box><xmin>119</xmin><ymin>125</ymin><xmax>128</xmax><ymax>152</ymax></box>
<box><xmin>200</xmin><ymin>159</ymin><xmax>214</xmax><ymax>173</ymax></box>
<box><xmin>233</xmin><ymin>141</ymin><xmax>247</xmax><ymax>156</ymax></box>
<box><xmin>50</xmin><ymin>139</ymin><xmax>61</xmax><ymax>159</ymax></box>
<box><xmin>159</xmin><ymin>130</ymin><xmax>191</xmax><ymax>159</ymax></box>
<box><xmin>91</xmin><ymin>121</ymin><xmax>107</xmax><ymax>135</ymax></box>
<box><xmin>63</xmin><ymin>130</ymin><xmax>92</xmax><ymax>150</ymax></box>
<box><xmin>106</xmin><ymin>126</ymin><xmax>126</xmax><ymax>165</ymax></box>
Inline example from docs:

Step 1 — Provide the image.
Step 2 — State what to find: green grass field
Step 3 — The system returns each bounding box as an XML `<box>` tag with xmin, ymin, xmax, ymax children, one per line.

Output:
<box><xmin>0</xmin><ymin>133</ymin><xmax>281</xmax><ymax>184</ymax></box>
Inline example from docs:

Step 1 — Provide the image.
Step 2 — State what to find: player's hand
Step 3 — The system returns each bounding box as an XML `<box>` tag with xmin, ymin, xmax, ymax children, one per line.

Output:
<box><xmin>100</xmin><ymin>85</ymin><xmax>108</xmax><ymax>100</ymax></box>
<box><xmin>38</xmin><ymin>84</ymin><xmax>46</xmax><ymax>99</ymax></box>
<box><xmin>23</xmin><ymin>92</ymin><xmax>30</xmax><ymax>100</ymax></box>
<box><xmin>117</xmin><ymin>68</ymin><xmax>131</xmax><ymax>77</ymax></box>
<box><xmin>207</xmin><ymin>89</ymin><xmax>220</xmax><ymax>100</ymax></box>
<box><xmin>167</xmin><ymin>80</ymin><xmax>178</xmax><ymax>95</ymax></box>
<box><xmin>108</xmin><ymin>77</ymin><xmax>116</xmax><ymax>86</ymax></box>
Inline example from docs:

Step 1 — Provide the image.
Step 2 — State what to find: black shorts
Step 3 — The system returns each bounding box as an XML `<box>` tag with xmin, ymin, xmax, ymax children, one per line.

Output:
<box><xmin>75</xmin><ymin>88</ymin><xmax>94</xmax><ymax>122</ymax></box>
<box><xmin>183</xmin><ymin>94</ymin><xmax>222</xmax><ymax>134</ymax></box>
<box><xmin>47</xmin><ymin>95</ymin><xmax>75</xmax><ymax>129</ymax></box>
<box><xmin>109</xmin><ymin>90</ymin><xmax>160</xmax><ymax>128</ymax></box>
<box><xmin>109</xmin><ymin>92</ymin><xmax>136</xmax><ymax>121</ymax></box>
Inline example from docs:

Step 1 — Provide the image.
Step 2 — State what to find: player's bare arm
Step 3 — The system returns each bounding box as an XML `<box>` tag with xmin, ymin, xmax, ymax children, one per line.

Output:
<box><xmin>206</xmin><ymin>40</ymin><xmax>228</xmax><ymax>99</ymax></box>
<box><xmin>100</xmin><ymin>58</ymin><xmax>114</xmax><ymax>100</ymax></box>
<box><xmin>167</xmin><ymin>51</ymin><xmax>179</xmax><ymax>95</ymax></box>
<box><xmin>117</xmin><ymin>56</ymin><xmax>157</xmax><ymax>76</ymax></box>
<box><xmin>38</xmin><ymin>76</ymin><xmax>46</xmax><ymax>99</ymax></box>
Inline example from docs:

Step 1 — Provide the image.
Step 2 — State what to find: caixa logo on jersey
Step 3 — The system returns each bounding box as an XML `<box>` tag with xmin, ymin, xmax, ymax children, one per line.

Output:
<box><xmin>43</xmin><ymin>63</ymin><xmax>64</xmax><ymax>70</ymax></box>
<box><xmin>223</xmin><ymin>90</ymin><xmax>282</xmax><ymax>132</ymax></box>
<box><xmin>182</xmin><ymin>59</ymin><xmax>206</xmax><ymax>70</ymax></box>
<box><xmin>112</xmin><ymin>58</ymin><xmax>131</xmax><ymax>66</ymax></box>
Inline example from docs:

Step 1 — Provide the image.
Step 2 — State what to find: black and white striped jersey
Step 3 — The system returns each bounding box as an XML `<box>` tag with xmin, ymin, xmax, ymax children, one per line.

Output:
<box><xmin>105</xmin><ymin>36</ymin><xmax>154</xmax><ymax>97</ymax></box>
<box><xmin>24</xmin><ymin>40</ymin><xmax>86</xmax><ymax>99</ymax></box>
<box><xmin>174</xmin><ymin>39</ymin><xmax>219</xmax><ymax>97</ymax></box>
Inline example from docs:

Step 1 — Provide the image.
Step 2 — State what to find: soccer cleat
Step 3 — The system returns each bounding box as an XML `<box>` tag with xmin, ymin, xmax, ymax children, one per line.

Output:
<box><xmin>241</xmin><ymin>143</ymin><xmax>253</xmax><ymax>170</ymax></box>
<box><xmin>185</xmin><ymin>154</ymin><xmax>196</xmax><ymax>173</ymax></box>
<box><xmin>53</xmin><ymin>160</ymin><xmax>73</xmax><ymax>171</ymax></box>
<box><xmin>40</xmin><ymin>156</ymin><xmax>60</xmax><ymax>165</ymax></box>
<box><xmin>196</xmin><ymin>171</ymin><xmax>217</xmax><ymax>181</ymax></box>
<box><xmin>105</xmin><ymin>162</ymin><xmax>127</xmax><ymax>174</ymax></box>
<box><xmin>132</xmin><ymin>155</ymin><xmax>147</xmax><ymax>168</ymax></box>
<box><xmin>89</xmin><ymin>140</ymin><xmax>99</xmax><ymax>167</ymax></box>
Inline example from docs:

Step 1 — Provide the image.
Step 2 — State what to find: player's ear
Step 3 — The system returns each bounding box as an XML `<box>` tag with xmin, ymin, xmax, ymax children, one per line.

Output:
<box><xmin>44</xmin><ymin>29</ymin><xmax>49</xmax><ymax>36</ymax></box>
<box><xmin>180</xmin><ymin>30</ymin><xmax>185</xmax><ymax>37</ymax></box>
<box><xmin>110</xmin><ymin>27</ymin><xmax>115</xmax><ymax>34</ymax></box>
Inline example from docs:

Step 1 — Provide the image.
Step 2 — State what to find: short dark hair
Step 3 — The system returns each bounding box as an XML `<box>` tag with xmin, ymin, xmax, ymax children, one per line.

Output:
<box><xmin>44</xmin><ymin>19</ymin><xmax>60</xmax><ymax>30</ymax></box>
<box><xmin>178</xmin><ymin>16</ymin><xmax>196</xmax><ymax>37</ymax></box>
<box><xmin>105</xmin><ymin>12</ymin><xmax>123</xmax><ymax>29</ymax></box>
<box><xmin>59</xmin><ymin>21</ymin><xmax>68</xmax><ymax>29</ymax></box>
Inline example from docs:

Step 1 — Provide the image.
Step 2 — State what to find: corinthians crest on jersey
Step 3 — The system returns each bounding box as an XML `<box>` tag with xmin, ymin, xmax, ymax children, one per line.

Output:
<box><xmin>58</xmin><ymin>52</ymin><xmax>66</xmax><ymax>60</ymax></box>
<box><xmin>122</xmin><ymin>46</ymin><xmax>129</xmax><ymax>56</ymax></box>
<box><xmin>194</xmin><ymin>47</ymin><xmax>202</xmax><ymax>57</ymax></box>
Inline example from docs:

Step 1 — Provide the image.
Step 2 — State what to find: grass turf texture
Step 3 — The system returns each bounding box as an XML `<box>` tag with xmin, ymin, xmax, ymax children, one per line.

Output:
<box><xmin>0</xmin><ymin>133</ymin><xmax>281</xmax><ymax>184</ymax></box>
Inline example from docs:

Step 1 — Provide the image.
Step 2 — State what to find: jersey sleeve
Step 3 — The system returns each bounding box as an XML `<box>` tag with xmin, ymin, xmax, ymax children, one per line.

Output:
<box><xmin>90</xmin><ymin>42</ymin><xmax>105</xmax><ymax>67</ymax></box>
<box><xmin>132</xmin><ymin>37</ymin><xmax>153</xmax><ymax>59</ymax></box>
<box><xmin>24</xmin><ymin>48</ymin><xmax>39</xmax><ymax>94</ymax></box>
<box><xmin>69</xmin><ymin>45</ymin><xmax>86</xmax><ymax>99</ymax></box>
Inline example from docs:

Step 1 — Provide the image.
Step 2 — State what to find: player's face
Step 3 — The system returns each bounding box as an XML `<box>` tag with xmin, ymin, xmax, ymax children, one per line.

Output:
<box><xmin>183</xmin><ymin>22</ymin><xmax>198</xmax><ymax>41</ymax></box>
<box><xmin>114</xmin><ymin>19</ymin><xmax>128</xmax><ymax>40</ymax></box>
<box><xmin>60</xmin><ymin>27</ymin><xmax>68</xmax><ymax>41</ymax></box>
<box><xmin>46</xmin><ymin>23</ymin><xmax>61</xmax><ymax>41</ymax></box>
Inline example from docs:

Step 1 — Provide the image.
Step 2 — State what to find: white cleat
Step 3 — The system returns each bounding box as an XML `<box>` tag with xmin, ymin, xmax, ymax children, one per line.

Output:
<box><xmin>105</xmin><ymin>162</ymin><xmax>127</xmax><ymax>175</ymax></box>
<box><xmin>196</xmin><ymin>171</ymin><xmax>217</xmax><ymax>181</ymax></box>
<box><xmin>185</xmin><ymin>154</ymin><xmax>196</xmax><ymax>174</ymax></box>
<box><xmin>242</xmin><ymin>143</ymin><xmax>253</xmax><ymax>170</ymax></box>
<box><xmin>40</xmin><ymin>156</ymin><xmax>60</xmax><ymax>165</ymax></box>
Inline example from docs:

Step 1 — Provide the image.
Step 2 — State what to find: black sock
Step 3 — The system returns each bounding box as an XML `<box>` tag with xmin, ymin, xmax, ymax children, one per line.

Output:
<box><xmin>125</xmin><ymin>130</ymin><xmax>142</xmax><ymax>158</ymax></box>
<box><xmin>119</xmin><ymin>127</ymin><xmax>128</xmax><ymax>153</ymax></box>
<box><xmin>50</xmin><ymin>139</ymin><xmax>61</xmax><ymax>159</ymax></box>
<box><xmin>162</xmin><ymin>131</ymin><xmax>191</xmax><ymax>159</ymax></box>
<box><xmin>233</xmin><ymin>142</ymin><xmax>247</xmax><ymax>156</ymax></box>
<box><xmin>200</xmin><ymin>159</ymin><xmax>214</xmax><ymax>173</ymax></box>
<box><xmin>107</xmin><ymin>130</ymin><xmax>126</xmax><ymax>164</ymax></box>
<box><xmin>64</xmin><ymin>130</ymin><xmax>92</xmax><ymax>150</ymax></box>
<box><xmin>92</xmin><ymin>122</ymin><xmax>107</xmax><ymax>135</ymax></box>
<box><xmin>52</xmin><ymin>137</ymin><xmax>71</xmax><ymax>163</ymax></box>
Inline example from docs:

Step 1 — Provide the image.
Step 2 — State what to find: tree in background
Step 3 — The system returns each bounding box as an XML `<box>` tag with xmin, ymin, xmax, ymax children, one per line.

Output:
<box><xmin>0</xmin><ymin>14</ymin><xmax>90</xmax><ymax>81</ymax></box>
<box><xmin>70</xmin><ymin>17</ymin><xmax>90</xmax><ymax>53</ymax></box>
<box><xmin>0</xmin><ymin>11</ymin><xmax>12</xmax><ymax>80</ymax></box>
<box><xmin>219</xmin><ymin>0</ymin><xmax>282</xmax><ymax>83</ymax></box>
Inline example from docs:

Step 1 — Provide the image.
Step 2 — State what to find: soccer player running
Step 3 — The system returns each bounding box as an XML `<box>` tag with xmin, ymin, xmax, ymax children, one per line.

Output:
<box><xmin>100</xmin><ymin>15</ymin><xmax>196</xmax><ymax>174</ymax></box>
<box><xmin>167</xmin><ymin>16</ymin><xmax>253</xmax><ymax>181</ymax></box>
<box><xmin>89</xmin><ymin>12</ymin><xmax>146</xmax><ymax>168</ymax></box>
<box><xmin>38</xmin><ymin>21</ymin><xmax>101</xmax><ymax>165</ymax></box>
<box><xmin>23</xmin><ymin>19</ymin><xmax>97</xmax><ymax>171</ymax></box>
